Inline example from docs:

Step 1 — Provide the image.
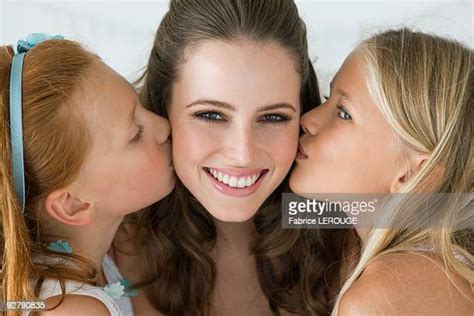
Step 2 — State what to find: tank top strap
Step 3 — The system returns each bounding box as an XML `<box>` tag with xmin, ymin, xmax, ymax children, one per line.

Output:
<box><xmin>103</xmin><ymin>254</ymin><xmax>134</xmax><ymax>315</ymax></box>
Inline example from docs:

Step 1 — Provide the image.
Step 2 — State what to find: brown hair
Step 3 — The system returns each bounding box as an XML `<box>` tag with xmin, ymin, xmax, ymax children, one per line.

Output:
<box><xmin>132</xmin><ymin>0</ymin><xmax>345</xmax><ymax>314</ymax></box>
<box><xmin>0</xmin><ymin>40</ymin><xmax>100</xmax><ymax>310</ymax></box>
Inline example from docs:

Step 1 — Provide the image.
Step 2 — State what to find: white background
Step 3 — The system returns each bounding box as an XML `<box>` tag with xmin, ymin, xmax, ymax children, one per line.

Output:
<box><xmin>1</xmin><ymin>0</ymin><xmax>472</xmax><ymax>94</ymax></box>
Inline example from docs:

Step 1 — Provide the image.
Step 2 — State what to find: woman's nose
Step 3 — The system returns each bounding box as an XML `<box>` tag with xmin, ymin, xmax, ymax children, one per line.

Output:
<box><xmin>225</xmin><ymin>125</ymin><xmax>257</xmax><ymax>165</ymax></box>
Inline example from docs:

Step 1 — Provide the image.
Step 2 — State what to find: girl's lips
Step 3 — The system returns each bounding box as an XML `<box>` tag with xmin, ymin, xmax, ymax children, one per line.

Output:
<box><xmin>296</xmin><ymin>142</ymin><xmax>308</xmax><ymax>159</ymax></box>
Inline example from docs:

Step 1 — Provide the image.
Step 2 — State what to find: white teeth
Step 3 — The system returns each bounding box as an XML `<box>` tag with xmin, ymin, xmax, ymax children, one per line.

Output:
<box><xmin>207</xmin><ymin>168</ymin><xmax>262</xmax><ymax>188</ymax></box>
<box><xmin>237</xmin><ymin>177</ymin><xmax>246</xmax><ymax>188</ymax></box>
<box><xmin>229</xmin><ymin>176</ymin><xmax>238</xmax><ymax>187</ymax></box>
<box><xmin>223</xmin><ymin>174</ymin><xmax>230</xmax><ymax>184</ymax></box>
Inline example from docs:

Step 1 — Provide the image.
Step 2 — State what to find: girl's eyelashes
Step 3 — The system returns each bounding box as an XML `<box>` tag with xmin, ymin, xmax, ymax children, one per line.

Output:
<box><xmin>323</xmin><ymin>93</ymin><xmax>352</xmax><ymax>121</ymax></box>
<box><xmin>336</xmin><ymin>105</ymin><xmax>352</xmax><ymax>121</ymax></box>
<box><xmin>130</xmin><ymin>124</ymin><xmax>144</xmax><ymax>143</ymax></box>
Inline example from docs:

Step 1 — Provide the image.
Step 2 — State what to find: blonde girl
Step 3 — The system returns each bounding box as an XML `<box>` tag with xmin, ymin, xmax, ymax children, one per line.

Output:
<box><xmin>290</xmin><ymin>28</ymin><xmax>473</xmax><ymax>314</ymax></box>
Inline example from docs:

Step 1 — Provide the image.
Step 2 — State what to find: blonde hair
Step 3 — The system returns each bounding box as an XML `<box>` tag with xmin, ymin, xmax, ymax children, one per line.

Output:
<box><xmin>333</xmin><ymin>28</ymin><xmax>473</xmax><ymax>314</ymax></box>
<box><xmin>0</xmin><ymin>40</ymin><xmax>100</xmax><ymax>311</ymax></box>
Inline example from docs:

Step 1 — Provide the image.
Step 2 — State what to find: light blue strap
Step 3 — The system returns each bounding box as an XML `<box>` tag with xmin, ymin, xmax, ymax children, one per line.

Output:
<box><xmin>9</xmin><ymin>52</ymin><xmax>26</xmax><ymax>212</ymax></box>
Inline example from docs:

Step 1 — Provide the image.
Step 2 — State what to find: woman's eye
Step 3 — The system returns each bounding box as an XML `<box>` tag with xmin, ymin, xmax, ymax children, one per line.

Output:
<box><xmin>259</xmin><ymin>113</ymin><xmax>291</xmax><ymax>123</ymax></box>
<box><xmin>130</xmin><ymin>124</ymin><xmax>144</xmax><ymax>143</ymax></box>
<box><xmin>337</xmin><ymin>106</ymin><xmax>352</xmax><ymax>121</ymax></box>
<box><xmin>195</xmin><ymin>111</ymin><xmax>226</xmax><ymax>123</ymax></box>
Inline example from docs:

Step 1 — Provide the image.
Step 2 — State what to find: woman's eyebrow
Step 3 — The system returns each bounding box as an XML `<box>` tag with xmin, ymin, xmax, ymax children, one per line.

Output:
<box><xmin>186</xmin><ymin>99</ymin><xmax>235</xmax><ymax>111</ymax></box>
<box><xmin>186</xmin><ymin>99</ymin><xmax>296</xmax><ymax>112</ymax></box>
<box><xmin>257</xmin><ymin>103</ymin><xmax>296</xmax><ymax>112</ymax></box>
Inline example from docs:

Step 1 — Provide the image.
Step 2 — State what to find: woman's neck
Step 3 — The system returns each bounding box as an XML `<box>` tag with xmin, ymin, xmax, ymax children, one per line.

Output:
<box><xmin>214</xmin><ymin>217</ymin><xmax>255</xmax><ymax>252</ymax></box>
<box><xmin>211</xmin><ymin>217</ymin><xmax>271</xmax><ymax>314</ymax></box>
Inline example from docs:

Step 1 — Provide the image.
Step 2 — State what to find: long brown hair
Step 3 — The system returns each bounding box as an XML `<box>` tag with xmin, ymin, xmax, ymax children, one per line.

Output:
<box><xmin>0</xmin><ymin>40</ymin><xmax>100</xmax><ymax>310</ymax></box>
<box><xmin>131</xmin><ymin>0</ymin><xmax>345</xmax><ymax>315</ymax></box>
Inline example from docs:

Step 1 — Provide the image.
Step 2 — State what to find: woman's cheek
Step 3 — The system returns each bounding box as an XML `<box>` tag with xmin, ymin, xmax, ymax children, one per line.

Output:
<box><xmin>261</xmin><ymin>126</ymin><xmax>299</xmax><ymax>166</ymax></box>
<box><xmin>172</xmin><ymin>125</ymin><xmax>222</xmax><ymax>175</ymax></box>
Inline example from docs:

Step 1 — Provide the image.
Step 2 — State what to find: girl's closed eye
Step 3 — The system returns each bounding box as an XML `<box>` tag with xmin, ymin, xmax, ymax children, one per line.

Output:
<box><xmin>194</xmin><ymin>111</ymin><xmax>226</xmax><ymax>123</ymax></box>
<box><xmin>130</xmin><ymin>124</ymin><xmax>144</xmax><ymax>143</ymax></box>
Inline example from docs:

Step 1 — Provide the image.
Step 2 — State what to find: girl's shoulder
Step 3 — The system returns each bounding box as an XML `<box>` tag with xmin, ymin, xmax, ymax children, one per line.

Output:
<box><xmin>28</xmin><ymin>251</ymin><xmax>136</xmax><ymax>316</ymax></box>
<box><xmin>32</xmin><ymin>278</ymin><xmax>122</xmax><ymax>316</ymax></box>
<box><xmin>338</xmin><ymin>252</ymin><xmax>473</xmax><ymax>315</ymax></box>
<box><xmin>34</xmin><ymin>294</ymin><xmax>110</xmax><ymax>316</ymax></box>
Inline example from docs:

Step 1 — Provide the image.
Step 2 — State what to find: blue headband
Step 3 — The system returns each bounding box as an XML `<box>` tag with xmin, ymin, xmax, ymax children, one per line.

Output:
<box><xmin>9</xmin><ymin>33</ymin><xmax>63</xmax><ymax>212</ymax></box>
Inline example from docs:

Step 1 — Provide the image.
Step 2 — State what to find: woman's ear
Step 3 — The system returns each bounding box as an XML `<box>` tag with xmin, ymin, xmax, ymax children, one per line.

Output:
<box><xmin>390</xmin><ymin>152</ymin><xmax>430</xmax><ymax>193</ymax></box>
<box><xmin>44</xmin><ymin>191</ymin><xmax>95</xmax><ymax>226</ymax></box>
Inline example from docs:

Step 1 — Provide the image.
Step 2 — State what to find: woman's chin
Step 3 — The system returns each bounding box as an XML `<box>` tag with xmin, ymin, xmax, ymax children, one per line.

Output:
<box><xmin>207</xmin><ymin>207</ymin><xmax>257</xmax><ymax>223</ymax></box>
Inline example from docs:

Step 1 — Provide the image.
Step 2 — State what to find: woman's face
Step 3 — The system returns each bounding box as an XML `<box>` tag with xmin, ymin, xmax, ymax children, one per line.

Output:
<box><xmin>169</xmin><ymin>40</ymin><xmax>301</xmax><ymax>222</ymax></box>
<box><xmin>290</xmin><ymin>52</ymin><xmax>401</xmax><ymax>195</ymax></box>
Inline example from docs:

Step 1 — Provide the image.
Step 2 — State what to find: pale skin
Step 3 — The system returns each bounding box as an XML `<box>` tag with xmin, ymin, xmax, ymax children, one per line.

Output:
<box><xmin>289</xmin><ymin>52</ymin><xmax>473</xmax><ymax>315</ymax></box>
<box><xmin>114</xmin><ymin>39</ymin><xmax>302</xmax><ymax>315</ymax></box>
<box><xmin>36</xmin><ymin>61</ymin><xmax>175</xmax><ymax>315</ymax></box>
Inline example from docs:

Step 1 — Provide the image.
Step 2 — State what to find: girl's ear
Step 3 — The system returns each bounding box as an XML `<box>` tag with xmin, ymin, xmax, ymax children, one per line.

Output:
<box><xmin>390</xmin><ymin>152</ymin><xmax>430</xmax><ymax>193</ymax></box>
<box><xmin>44</xmin><ymin>191</ymin><xmax>95</xmax><ymax>226</ymax></box>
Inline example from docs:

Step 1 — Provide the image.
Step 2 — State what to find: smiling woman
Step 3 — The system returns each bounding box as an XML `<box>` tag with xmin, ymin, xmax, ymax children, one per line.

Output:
<box><xmin>112</xmin><ymin>0</ymin><xmax>345</xmax><ymax>315</ymax></box>
<box><xmin>169</xmin><ymin>39</ymin><xmax>301</xmax><ymax>222</ymax></box>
